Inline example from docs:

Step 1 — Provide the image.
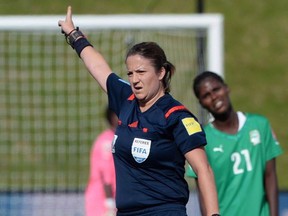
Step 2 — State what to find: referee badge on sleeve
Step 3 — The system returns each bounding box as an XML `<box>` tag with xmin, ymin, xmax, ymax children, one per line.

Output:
<box><xmin>182</xmin><ymin>118</ymin><xmax>202</xmax><ymax>135</ymax></box>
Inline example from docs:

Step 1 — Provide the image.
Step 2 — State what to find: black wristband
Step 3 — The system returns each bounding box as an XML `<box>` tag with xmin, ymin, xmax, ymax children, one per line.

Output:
<box><xmin>64</xmin><ymin>27</ymin><xmax>79</xmax><ymax>46</ymax></box>
<box><xmin>73</xmin><ymin>37</ymin><xmax>93</xmax><ymax>57</ymax></box>
<box><xmin>68</xmin><ymin>30</ymin><xmax>85</xmax><ymax>47</ymax></box>
<box><xmin>211</xmin><ymin>214</ymin><xmax>220</xmax><ymax>216</ymax></box>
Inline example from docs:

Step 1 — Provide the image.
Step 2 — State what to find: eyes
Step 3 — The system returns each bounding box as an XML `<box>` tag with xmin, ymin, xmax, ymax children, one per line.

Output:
<box><xmin>200</xmin><ymin>86</ymin><xmax>222</xmax><ymax>100</ymax></box>
<box><xmin>127</xmin><ymin>70</ymin><xmax>146</xmax><ymax>77</ymax></box>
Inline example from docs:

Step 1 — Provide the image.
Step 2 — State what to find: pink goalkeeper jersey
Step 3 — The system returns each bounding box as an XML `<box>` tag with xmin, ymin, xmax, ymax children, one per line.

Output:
<box><xmin>85</xmin><ymin>129</ymin><xmax>116</xmax><ymax>216</ymax></box>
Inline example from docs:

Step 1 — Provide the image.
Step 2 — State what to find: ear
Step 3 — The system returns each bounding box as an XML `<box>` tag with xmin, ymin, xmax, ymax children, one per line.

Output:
<box><xmin>158</xmin><ymin>67</ymin><xmax>166</xmax><ymax>80</ymax></box>
<box><xmin>198</xmin><ymin>98</ymin><xmax>204</xmax><ymax>107</ymax></box>
<box><xmin>225</xmin><ymin>85</ymin><xmax>230</xmax><ymax>93</ymax></box>
<box><xmin>198</xmin><ymin>96</ymin><xmax>208</xmax><ymax>110</ymax></box>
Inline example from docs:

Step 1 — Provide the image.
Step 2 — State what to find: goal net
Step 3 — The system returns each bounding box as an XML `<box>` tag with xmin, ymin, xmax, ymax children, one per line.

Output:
<box><xmin>0</xmin><ymin>14</ymin><xmax>223</xmax><ymax>215</ymax></box>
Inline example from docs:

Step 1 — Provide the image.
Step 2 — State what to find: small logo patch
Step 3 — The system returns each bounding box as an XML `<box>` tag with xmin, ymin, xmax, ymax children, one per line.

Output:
<box><xmin>131</xmin><ymin>138</ymin><xmax>151</xmax><ymax>163</ymax></box>
<box><xmin>250</xmin><ymin>130</ymin><xmax>260</xmax><ymax>145</ymax></box>
<box><xmin>182</xmin><ymin>118</ymin><xmax>202</xmax><ymax>135</ymax></box>
<box><xmin>213</xmin><ymin>145</ymin><xmax>224</xmax><ymax>153</ymax></box>
<box><xmin>271</xmin><ymin>129</ymin><xmax>280</xmax><ymax>145</ymax></box>
<box><xmin>112</xmin><ymin>135</ymin><xmax>118</xmax><ymax>153</ymax></box>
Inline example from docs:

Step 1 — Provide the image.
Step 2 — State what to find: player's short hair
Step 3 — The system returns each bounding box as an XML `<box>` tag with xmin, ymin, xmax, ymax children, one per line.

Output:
<box><xmin>105</xmin><ymin>106</ymin><xmax>116</xmax><ymax>126</ymax></box>
<box><xmin>193</xmin><ymin>71</ymin><xmax>226</xmax><ymax>98</ymax></box>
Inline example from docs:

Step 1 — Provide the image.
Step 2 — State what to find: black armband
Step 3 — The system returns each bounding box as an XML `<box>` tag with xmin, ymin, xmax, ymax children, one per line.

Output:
<box><xmin>211</xmin><ymin>214</ymin><xmax>220</xmax><ymax>216</ymax></box>
<box><xmin>73</xmin><ymin>37</ymin><xmax>93</xmax><ymax>57</ymax></box>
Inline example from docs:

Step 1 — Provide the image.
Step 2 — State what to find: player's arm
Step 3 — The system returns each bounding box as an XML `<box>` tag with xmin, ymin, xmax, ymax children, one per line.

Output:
<box><xmin>265</xmin><ymin>158</ymin><xmax>279</xmax><ymax>216</ymax></box>
<box><xmin>58</xmin><ymin>6</ymin><xmax>112</xmax><ymax>93</ymax></box>
<box><xmin>185</xmin><ymin>147</ymin><xmax>220</xmax><ymax>216</ymax></box>
<box><xmin>194</xmin><ymin>178</ymin><xmax>205</xmax><ymax>216</ymax></box>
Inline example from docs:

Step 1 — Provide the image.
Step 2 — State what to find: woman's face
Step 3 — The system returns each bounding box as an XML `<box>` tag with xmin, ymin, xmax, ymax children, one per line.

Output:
<box><xmin>197</xmin><ymin>77</ymin><xmax>231</xmax><ymax>115</ymax></box>
<box><xmin>126</xmin><ymin>54</ymin><xmax>165</xmax><ymax>107</ymax></box>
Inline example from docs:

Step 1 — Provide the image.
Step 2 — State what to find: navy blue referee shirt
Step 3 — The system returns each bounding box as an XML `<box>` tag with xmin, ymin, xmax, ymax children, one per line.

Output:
<box><xmin>107</xmin><ymin>73</ymin><xmax>207</xmax><ymax>214</ymax></box>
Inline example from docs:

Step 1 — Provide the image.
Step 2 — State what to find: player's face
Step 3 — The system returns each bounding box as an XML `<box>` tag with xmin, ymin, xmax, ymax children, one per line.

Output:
<box><xmin>197</xmin><ymin>77</ymin><xmax>231</xmax><ymax>115</ymax></box>
<box><xmin>126</xmin><ymin>54</ymin><xmax>165</xmax><ymax>108</ymax></box>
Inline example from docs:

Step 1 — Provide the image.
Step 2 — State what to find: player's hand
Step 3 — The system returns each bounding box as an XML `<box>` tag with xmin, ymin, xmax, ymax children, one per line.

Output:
<box><xmin>105</xmin><ymin>198</ymin><xmax>116</xmax><ymax>216</ymax></box>
<box><xmin>58</xmin><ymin>6</ymin><xmax>76</xmax><ymax>35</ymax></box>
<box><xmin>104</xmin><ymin>209</ymin><xmax>116</xmax><ymax>216</ymax></box>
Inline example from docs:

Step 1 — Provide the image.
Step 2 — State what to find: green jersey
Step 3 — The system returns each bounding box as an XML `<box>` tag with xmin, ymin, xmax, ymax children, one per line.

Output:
<box><xmin>186</xmin><ymin>112</ymin><xmax>283</xmax><ymax>216</ymax></box>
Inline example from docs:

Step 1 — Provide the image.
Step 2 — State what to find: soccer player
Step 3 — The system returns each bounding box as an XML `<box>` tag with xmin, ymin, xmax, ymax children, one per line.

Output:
<box><xmin>58</xmin><ymin>6</ymin><xmax>220</xmax><ymax>216</ymax></box>
<box><xmin>186</xmin><ymin>71</ymin><xmax>283</xmax><ymax>216</ymax></box>
<box><xmin>85</xmin><ymin>107</ymin><xmax>118</xmax><ymax>216</ymax></box>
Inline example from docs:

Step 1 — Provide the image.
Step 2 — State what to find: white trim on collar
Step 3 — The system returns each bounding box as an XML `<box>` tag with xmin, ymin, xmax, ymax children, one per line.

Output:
<box><xmin>237</xmin><ymin>111</ymin><xmax>246</xmax><ymax>131</ymax></box>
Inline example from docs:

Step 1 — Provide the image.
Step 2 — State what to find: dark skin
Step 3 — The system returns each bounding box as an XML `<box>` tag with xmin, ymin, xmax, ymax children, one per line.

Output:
<box><xmin>197</xmin><ymin>77</ymin><xmax>238</xmax><ymax>134</ymax></box>
<box><xmin>265</xmin><ymin>158</ymin><xmax>279</xmax><ymax>216</ymax></box>
<box><xmin>196</xmin><ymin>76</ymin><xmax>279</xmax><ymax>216</ymax></box>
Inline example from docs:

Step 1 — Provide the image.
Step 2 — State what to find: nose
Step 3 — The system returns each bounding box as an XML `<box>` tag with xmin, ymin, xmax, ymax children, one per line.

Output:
<box><xmin>210</xmin><ymin>92</ymin><xmax>217</xmax><ymax>100</ymax></box>
<box><xmin>131</xmin><ymin>73</ymin><xmax>140</xmax><ymax>83</ymax></box>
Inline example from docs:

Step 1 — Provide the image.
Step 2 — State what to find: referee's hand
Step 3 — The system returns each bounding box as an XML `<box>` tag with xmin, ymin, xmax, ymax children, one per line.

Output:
<box><xmin>58</xmin><ymin>6</ymin><xmax>75</xmax><ymax>35</ymax></box>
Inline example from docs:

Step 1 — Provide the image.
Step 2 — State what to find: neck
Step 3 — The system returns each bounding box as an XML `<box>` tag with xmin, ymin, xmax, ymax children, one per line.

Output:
<box><xmin>138</xmin><ymin>91</ymin><xmax>165</xmax><ymax>112</ymax></box>
<box><xmin>212</xmin><ymin>108</ymin><xmax>239</xmax><ymax>134</ymax></box>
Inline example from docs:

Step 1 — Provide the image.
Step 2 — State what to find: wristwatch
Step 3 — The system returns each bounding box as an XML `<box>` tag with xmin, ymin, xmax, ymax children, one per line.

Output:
<box><xmin>68</xmin><ymin>30</ymin><xmax>85</xmax><ymax>47</ymax></box>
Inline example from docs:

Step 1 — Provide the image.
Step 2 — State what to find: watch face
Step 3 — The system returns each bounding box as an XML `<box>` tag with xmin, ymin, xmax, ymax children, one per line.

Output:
<box><xmin>68</xmin><ymin>30</ymin><xmax>84</xmax><ymax>45</ymax></box>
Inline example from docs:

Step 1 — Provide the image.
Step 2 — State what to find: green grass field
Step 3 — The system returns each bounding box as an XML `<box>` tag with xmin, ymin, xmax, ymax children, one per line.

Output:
<box><xmin>1</xmin><ymin>0</ymin><xmax>287</xmax><ymax>189</ymax></box>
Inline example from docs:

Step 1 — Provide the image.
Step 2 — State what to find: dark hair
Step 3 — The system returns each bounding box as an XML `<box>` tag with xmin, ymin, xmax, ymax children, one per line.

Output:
<box><xmin>105</xmin><ymin>107</ymin><xmax>116</xmax><ymax>126</ymax></box>
<box><xmin>125</xmin><ymin>42</ymin><xmax>175</xmax><ymax>93</ymax></box>
<box><xmin>193</xmin><ymin>71</ymin><xmax>226</xmax><ymax>98</ymax></box>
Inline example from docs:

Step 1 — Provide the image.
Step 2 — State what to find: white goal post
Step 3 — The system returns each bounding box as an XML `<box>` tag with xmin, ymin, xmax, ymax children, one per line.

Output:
<box><xmin>0</xmin><ymin>14</ymin><xmax>224</xmax><ymax>75</ymax></box>
<box><xmin>0</xmin><ymin>14</ymin><xmax>223</xmax><ymax>216</ymax></box>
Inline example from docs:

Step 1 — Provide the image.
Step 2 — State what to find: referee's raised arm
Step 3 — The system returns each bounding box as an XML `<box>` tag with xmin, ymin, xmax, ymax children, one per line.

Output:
<box><xmin>58</xmin><ymin>6</ymin><xmax>112</xmax><ymax>93</ymax></box>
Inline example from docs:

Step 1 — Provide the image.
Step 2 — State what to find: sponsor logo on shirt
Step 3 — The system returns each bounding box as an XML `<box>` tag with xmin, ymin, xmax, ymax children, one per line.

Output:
<box><xmin>131</xmin><ymin>138</ymin><xmax>151</xmax><ymax>163</ymax></box>
<box><xmin>181</xmin><ymin>117</ymin><xmax>202</xmax><ymax>135</ymax></box>
<box><xmin>249</xmin><ymin>130</ymin><xmax>260</xmax><ymax>145</ymax></box>
<box><xmin>213</xmin><ymin>145</ymin><xmax>224</xmax><ymax>153</ymax></box>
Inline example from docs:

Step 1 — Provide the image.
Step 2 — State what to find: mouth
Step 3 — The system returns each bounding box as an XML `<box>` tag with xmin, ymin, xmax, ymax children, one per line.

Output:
<box><xmin>214</xmin><ymin>100</ymin><xmax>223</xmax><ymax>109</ymax></box>
<box><xmin>133</xmin><ymin>85</ymin><xmax>142</xmax><ymax>92</ymax></box>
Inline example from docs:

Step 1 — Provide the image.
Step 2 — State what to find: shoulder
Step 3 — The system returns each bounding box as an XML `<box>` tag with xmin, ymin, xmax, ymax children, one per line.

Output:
<box><xmin>203</xmin><ymin>122</ymin><xmax>213</xmax><ymax>130</ymax></box>
<box><xmin>107</xmin><ymin>73</ymin><xmax>129</xmax><ymax>84</ymax></box>
<box><xmin>144</xmin><ymin>94</ymin><xmax>196</xmax><ymax>129</ymax></box>
<box><xmin>156</xmin><ymin>94</ymin><xmax>194</xmax><ymax>120</ymax></box>
<box><xmin>107</xmin><ymin>73</ymin><xmax>133</xmax><ymax>115</ymax></box>
<box><xmin>94</xmin><ymin>129</ymin><xmax>114</xmax><ymax>143</ymax></box>
<box><xmin>101</xmin><ymin>129</ymin><xmax>115</xmax><ymax>137</ymax></box>
<box><xmin>245</xmin><ymin>112</ymin><xmax>271</xmax><ymax>125</ymax></box>
<box><xmin>202</xmin><ymin>123</ymin><xmax>218</xmax><ymax>136</ymax></box>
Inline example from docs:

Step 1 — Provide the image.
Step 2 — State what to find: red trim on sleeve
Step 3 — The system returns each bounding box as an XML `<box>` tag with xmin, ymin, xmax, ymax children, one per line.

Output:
<box><xmin>165</xmin><ymin>105</ymin><xmax>187</xmax><ymax>119</ymax></box>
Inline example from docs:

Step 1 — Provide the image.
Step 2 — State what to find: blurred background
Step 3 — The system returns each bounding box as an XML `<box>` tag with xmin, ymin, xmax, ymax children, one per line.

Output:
<box><xmin>0</xmin><ymin>0</ymin><xmax>287</xmax><ymax>215</ymax></box>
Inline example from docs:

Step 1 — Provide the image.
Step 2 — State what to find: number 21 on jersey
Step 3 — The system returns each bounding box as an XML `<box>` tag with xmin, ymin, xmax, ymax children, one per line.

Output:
<box><xmin>231</xmin><ymin>149</ymin><xmax>253</xmax><ymax>175</ymax></box>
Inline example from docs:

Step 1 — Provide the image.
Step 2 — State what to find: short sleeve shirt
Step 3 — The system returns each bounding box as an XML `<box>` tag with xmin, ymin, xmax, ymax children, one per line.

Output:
<box><xmin>107</xmin><ymin>73</ymin><xmax>207</xmax><ymax>213</ymax></box>
<box><xmin>186</xmin><ymin>112</ymin><xmax>283</xmax><ymax>216</ymax></box>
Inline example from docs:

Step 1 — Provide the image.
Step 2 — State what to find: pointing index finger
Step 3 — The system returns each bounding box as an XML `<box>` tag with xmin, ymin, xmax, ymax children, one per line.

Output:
<box><xmin>66</xmin><ymin>6</ymin><xmax>72</xmax><ymax>22</ymax></box>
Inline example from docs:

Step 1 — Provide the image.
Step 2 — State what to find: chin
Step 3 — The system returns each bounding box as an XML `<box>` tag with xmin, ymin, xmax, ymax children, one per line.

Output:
<box><xmin>134</xmin><ymin>95</ymin><xmax>145</xmax><ymax>102</ymax></box>
<box><xmin>210</xmin><ymin>108</ymin><xmax>225</xmax><ymax>115</ymax></box>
